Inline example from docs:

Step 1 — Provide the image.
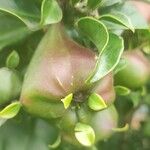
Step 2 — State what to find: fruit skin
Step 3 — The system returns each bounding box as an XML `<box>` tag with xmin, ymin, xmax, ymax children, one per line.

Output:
<box><xmin>114</xmin><ymin>50</ymin><xmax>150</xmax><ymax>89</ymax></box>
<box><xmin>60</xmin><ymin>105</ymin><xmax>118</xmax><ymax>145</ymax></box>
<box><xmin>95</xmin><ymin>73</ymin><xmax>115</xmax><ymax>105</ymax></box>
<box><xmin>90</xmin><ymin>105</ymin><xmax>118</xmax><ymax>141</ymax></box>
<box><xmin>0</xmin><ymin>67</ymin><xmax>22</xmax><ymax>105</ymax></box>
<box><xmin>20</xmin><ymin>24</ymin><xmax>96</xmax><ymax>119</ymax></box>
<box><xmin>20</xmin><ymin>24</ymin><xmax>116</xmax><ymax>120</ymax></box>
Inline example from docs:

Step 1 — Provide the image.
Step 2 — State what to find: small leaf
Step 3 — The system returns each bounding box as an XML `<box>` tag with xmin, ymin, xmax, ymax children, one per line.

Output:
<box><xmin>112</xmin><ymin>123</ymin><xmax>129</xmax><ymax>132</ymax></box>
<box><xmin>6</xmin><ymin>51</ymin><xmax>20</xmax><ymax>69</ymax></box>
<box><xmin>48</xmin><ymin>134</ymin><xmax>61</xmax><ymax>149</ymax></box>
<box><xmin>100</xmin><ymin>12</ymin><xmax>135</xmax><ymax>32</ymax></box>
<box><xmin>61</xmin><ymin>93</ymin><xmax>73</xmax><ymax>109</ymax></box>
<box><xmin>40</xmin><ymin>0</ymin><xmax>62</xmax><ymax>26</ymax></box>
<box><xmin>88</xmin><ymin>93</ymin><xmax>107</xmax><ymax>111</ymax></box>
<box><xmin>115</xmin><ymin>85</ymin><xmax>131</xmax><ymax>96</ymax></box>
<box><xmin>75</xmin><ymin>122</ymin><xmax>95</xmax><ymax>147</ymax></box>
<box><xmin>77</xmin><ymin>17</ymin><xmax>109</xmax><ymax>53</ymax></box>
<box><xmin>87</xmin><ymin>33</ymin><xmax>124</xmax><ymax>83</ymax></box>
<box><xmin>0</xmin><ymin>102</ymin><xmax>21</xmax><ymax>119</ymax></box>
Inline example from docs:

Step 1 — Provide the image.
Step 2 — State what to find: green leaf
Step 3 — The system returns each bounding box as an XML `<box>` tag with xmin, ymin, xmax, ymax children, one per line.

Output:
<box><xmin>74</xmin><ymin>122</ymin><xmax>95</xmax><ymax>147</ymax></box>
<box><xmin>88</xmin><ymin>93</ymin><xmax>107</xmax><ymax>111</ymax></box>
<box><xmin>40</xmin><ymin>0</ymin><xmax>62</xmax><ymax>26</ymax></box>
<box><xmin>61</xmin><ymin>93</ymin><xmax>73</xmax><ymax>109</ymax></box>
<box><xmin>112</xmin><ymin>123</ymin><xmax>129</xmax><ymax>132</ymax></box>
<box><xmin>77</xmin><ymin>17</ymin><xmax>109</xmax><ymax>53</ymax></box>
<box><xmin>0</xmin><ymin>0</ymin><xmax>40</xmax><ymax>29</ymax></box>
<box><xmin>100</xmin><ymin>0</ymin><xmax>121</xmax><ymax>7</ymax></box>
<box><xmin>0</xmin><ymin>102</ymin><xmax>21</xmax><ymax>119</ymax></box>
<box><xmin>87</xmin><ymin>33</ymin><xmax>124</xmax><ymax>83</ymax></box>
<box><xmin>48</xmin><ymin>134</ymin><xmax>61</xmax><ymax>149</ymax></box>
<box><xmin>6</xmin><ymin>51</ymin><xmax>20</xmax><ymax>69</ymax></box>
<box><xmin>0</xmin><ymin>0</ymin><xmax>62</xmax><ymax>30</ymax></box>
<box><xmin>112</xmin><ymin>1</ymin><xmax>148</xmax><ymax>29</ymax></box>
<box><xmin>88</xmin><ymin>0</ymin><xmax>102</xmax><ymax>10</ymax></box>
<box><xmin>115</xmin><ymin>86</ymin><xmax>131</xmax><ymax>96</ymax></box>
<box><xmin>100</xmin><ymin>12</ymin><xmax>135</xmax><ymax>32</ymax></box>
<box><xmin>0</xmin><ymin>13</ymin><xmax>31</xmax><ymax>50</ymax></box>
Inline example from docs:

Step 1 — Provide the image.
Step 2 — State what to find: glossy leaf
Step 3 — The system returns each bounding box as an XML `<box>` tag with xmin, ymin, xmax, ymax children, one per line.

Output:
<box><xmin>6</xmin><ymin>51</ymin><xmax>20</xmax><ymax>69</ymax></box>
<box><xmin>88</xmin><ymin>93</ymin><xmax>107</xmax><ymax>111</ymax></box>
<box><xmin>0</xmin><ymin>13</ymin><xmax>31</xmax><ymax>50</ymax></box>
<box><xmin>0</xmin><ymin>0</ymin><xmax>62</xmax><ymax>29</ymax></box>
<box><xmin>61</xmin><ymin>93</ymin><xmax>73</xmax><ymax>109</ymax></box>
<box><xmin>77</xmin><ymin>17</ymin><xmax>109</xmax><ymax>53</ymax></box>
<box><xmin>0</xmin><ymin>102</ymin><xmax>21</xmax><ymax>119</ymax></box>
<box><xmin>115</xmin><ymin>86</ymin><xmax>131</xmax><ymax>96</ymax></box>
<box><xmin>87</xmin><ymin>33</ymin><xmax>124</xmax><ymax>83</ymax></box>
<box><xmin>75</xmin><ymin>122</ymin><xmax>95</xmax><ymax>147</ymax></box>
<box><xmin>0</xmin><ymin>0</ymin><xmax>40</xmax><ymax>29</ymax></box>
<box><xmin>100</xmin><ymin>12</ymin><xmax>135</xmax><ymax>32</ymax></box>
<box><xmin>40</xmin><ymin>0</ymin><xmax>62</xmax><ymax>26</ymax></box>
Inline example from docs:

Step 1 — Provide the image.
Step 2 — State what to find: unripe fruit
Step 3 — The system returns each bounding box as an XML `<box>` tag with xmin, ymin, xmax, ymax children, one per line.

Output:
<box><xmin>61</xmin><ymin>105</ymin><xmax>118</xmax><ymax>145</ymax></box>
<box><xmin>90</xmin><ymin>105</ymin><xmax>118</xmax><ymax>141</ymax></box>
<box><xmin>0</xmin><ymin>67</ymin><xmax>22</xmax><ymax>104</ymax></box>
<box><xmin>20</xmin><ymin>24</ymin><xmax>115</xmax><ymax>120</ymax></box>
<box><xmin>114</xmin><ymin>50</ymin><xmax>150</xmax><ymax>89</ymax></box>
<box><xmin>21</xmin><ymin>24</ymin><xmax>95</xmax><ymax>119</ymax></box>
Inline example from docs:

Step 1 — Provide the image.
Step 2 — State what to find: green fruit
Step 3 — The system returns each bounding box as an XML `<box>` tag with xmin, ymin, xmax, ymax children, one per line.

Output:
<box><xmin>0</xmin><ymin>67</ymin><xmax>22</xmax><ymax>104</ymax></box>
<box><xmin>20</xmin><ymin>24</ymin><xmax>115</xmax><ymax>120</ymax></box>
<box><xmin>115</xmin><ymin>50</ymin><xmax>150</xmax><ymax>89</ymax></box>
<box><xmin>77</xmin><ymin>104</ymin><xmax>118</xmax><ymax>142</ymax></box>
<box><xmin>90</xmin><ymin>105</ymin><xmax>118</xmax><ymax>141</ymax></box>
<box><xmin>58</xmin><ymin>108</ymin><xmax>78</xmax><ymax>133</ymax></box>
<box><xmin>60</xmin><ymin>105</ymin><xmax>118</xmax><ymax>145</ymax></box>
